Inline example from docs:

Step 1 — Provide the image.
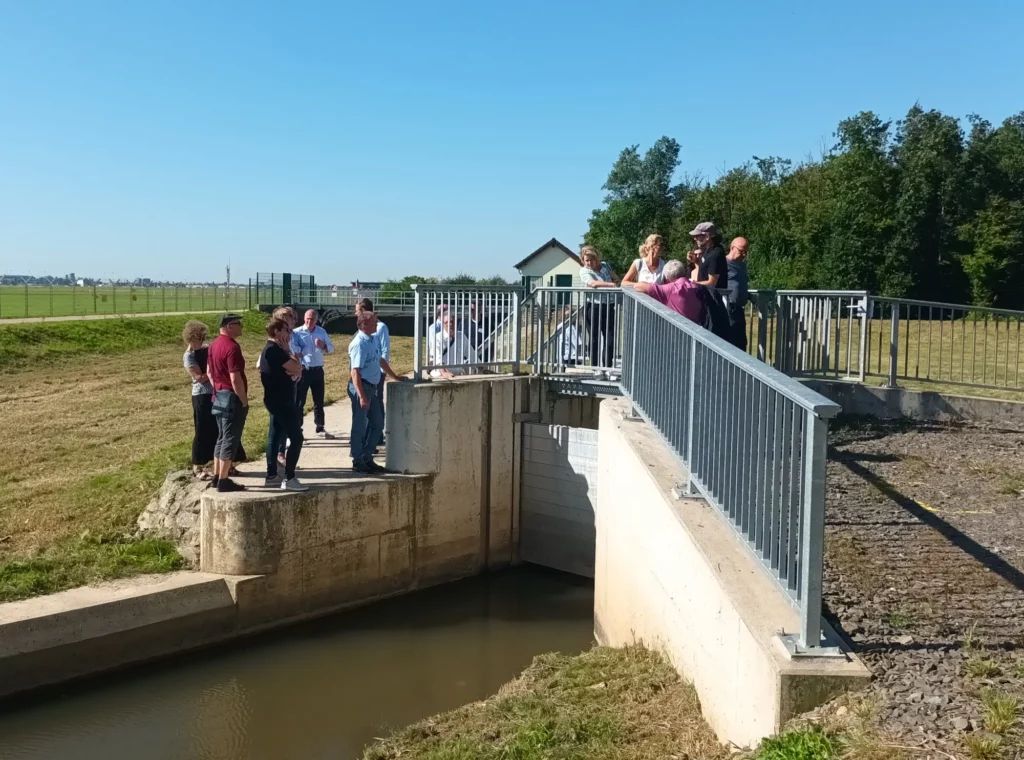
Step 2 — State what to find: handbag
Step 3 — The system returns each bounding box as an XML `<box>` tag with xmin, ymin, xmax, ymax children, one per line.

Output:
<box><xmin>211</xmin><ymin>389</ymin><xmax>237</xmax><ymax>417</ymax></box>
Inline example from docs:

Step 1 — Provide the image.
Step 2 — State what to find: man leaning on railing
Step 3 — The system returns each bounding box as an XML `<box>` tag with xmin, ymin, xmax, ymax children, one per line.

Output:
<box><xmin>430</xmin><ymin>311</ymin><xmax>478</xmax><ymax>379</ymax></box>
<box><xmin>633</xmin><ymin>259</ymin><xmax>702</xmax><ymax>323</ymax></box>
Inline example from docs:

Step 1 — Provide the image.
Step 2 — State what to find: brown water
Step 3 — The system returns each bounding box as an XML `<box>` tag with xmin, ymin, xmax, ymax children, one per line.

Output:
<box><xmin>0</xmin><ymin>567</ymin><xmax>594</xmax><ymax>760</ymax></box>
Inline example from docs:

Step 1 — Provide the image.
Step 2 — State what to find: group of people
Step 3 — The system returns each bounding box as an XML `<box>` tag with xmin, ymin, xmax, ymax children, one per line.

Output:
<box><xmin>571</xmin><ymin>221</ymin><xmax>750</xmax><ymax>376</ymax></box>
<box><xmin>182</xmin><ymin>300</ymin><xmax>402</xmax><ymax>493</ymax></box>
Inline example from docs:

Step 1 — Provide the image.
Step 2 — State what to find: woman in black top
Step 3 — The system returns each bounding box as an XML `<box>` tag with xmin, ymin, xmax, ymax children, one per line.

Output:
<box><xmin>687</xmin><ymin>221</ymin><xmax>729</xmax><ymax>290</ymax></box>
<box><xmin>259</xmin><ymin>318</ymin><xmax>307</xmax><ymax>491</ymax></box>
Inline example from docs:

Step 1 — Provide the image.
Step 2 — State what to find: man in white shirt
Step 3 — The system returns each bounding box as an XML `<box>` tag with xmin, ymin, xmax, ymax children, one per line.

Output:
<box><xmin>555</xmin><ymin>306</ymin><xmax>582</xmax><ymax>368</ymax></box>
<box><xmin>356</xmin><ymin>298</ymin><xmax>390</xmax><ymax>453</ymax></box>
<box><xmin>430</xmin><ymin>312</ymin><xmax>478</xmax><ymax>379</ymax></box>
<box><xmin>292</xmin><ymin>309</ymin><xmax>335</xmax><ymax>438</ymax></box>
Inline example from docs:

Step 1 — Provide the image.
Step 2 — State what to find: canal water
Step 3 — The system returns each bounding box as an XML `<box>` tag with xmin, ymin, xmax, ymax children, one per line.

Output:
<box><xmin>0</xmin><ymin>567</ymin><xmax>594</xmax><ymax>760</ymax></box>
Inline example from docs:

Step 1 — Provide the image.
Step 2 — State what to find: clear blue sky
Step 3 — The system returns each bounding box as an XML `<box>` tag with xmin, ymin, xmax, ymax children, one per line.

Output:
<box><xmin>1</xmin><ymin>0</ymin><xmax>1021</xmax><ymax>284</ymax></box>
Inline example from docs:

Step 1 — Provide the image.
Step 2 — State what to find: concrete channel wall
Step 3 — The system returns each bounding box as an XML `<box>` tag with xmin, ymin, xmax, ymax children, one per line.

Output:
<box><xmin>593</xmin><ymin>398</ymin><xmax>870</xmax><ymax>747</ymax></box>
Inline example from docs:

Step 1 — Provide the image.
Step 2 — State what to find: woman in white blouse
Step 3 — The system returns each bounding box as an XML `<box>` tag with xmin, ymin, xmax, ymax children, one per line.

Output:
<box><xmin>578</xmin><ymin>246</ymin><xmax>620</xmax><ymax>377</ymax></box>
<box><xmin>620</xmin><ymin>234</ymin><xmax>666</xmax><ymax>285</ymax></box>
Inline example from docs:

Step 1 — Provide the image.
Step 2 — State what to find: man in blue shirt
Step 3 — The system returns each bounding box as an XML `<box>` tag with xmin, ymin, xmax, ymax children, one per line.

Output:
<box><xmin>356</xmin><ymin>298</ymin><xmax>389</xmax><ymax>454</ymax></box>
<box><xmin>349</xmin><ymin>310</ymin><xmax>403</xmax><ymax>473</ymax></box>
<box><xmin>292</xmin><ymin>309</ymin><xmax>335</xmax><ymax>438</ymax></box>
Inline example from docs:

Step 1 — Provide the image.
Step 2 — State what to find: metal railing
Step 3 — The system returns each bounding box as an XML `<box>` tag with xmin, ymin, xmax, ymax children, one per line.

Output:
<box><xmin>774</xmin><ymin>291</ymin><xmax>869</xmax><ymax>381</ymax></box>
<box><xmin>292</xmin><ymin>288</ymin><xmax>418</xmax><ymax>313</ymax></box>
<box><xmin>412</xmin><ymin>285</ymin><xmax>523</xmax><ymax>376</ymax></box>
<box><xmin>865</xmin><ymin>297</ymin><xmax>1024</xmax><ymax>391</ymax></box>
<box><xmin>528</xmin><ymin>287</ymin><xmax>624</xmax><ymax>377</ymax></box>
<box><xmin>620</xmin><ymin>288</ymin><xmax>840</xmax><ymax>650</ymax></box>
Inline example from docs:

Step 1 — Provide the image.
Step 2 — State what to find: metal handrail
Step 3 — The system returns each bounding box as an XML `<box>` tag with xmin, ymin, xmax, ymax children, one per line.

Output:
<box><xmin>619</xmin><ymin>287</ymin><xmax>839</xmax><ymax>650</ymax></box>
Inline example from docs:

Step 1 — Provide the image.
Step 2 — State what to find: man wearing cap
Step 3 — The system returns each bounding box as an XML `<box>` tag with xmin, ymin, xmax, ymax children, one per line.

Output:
<box><xmin>726</xmin><ymin>237</ymin><xmax>750</xmax><ymax>350</ymax></box>
<box><xmin>207</xmin><ymin>314</ymin><xmax>249</xmax><ymax>492</ymax></box>
<box><xmin>687</xmin><ymin>222</ymin><xmax>729</xmax><ymax>290</ymax></box>
<box><xmin>292</xmin><ymin>309</ymin><xmax>335</xmax><ymax>438</ymax></box>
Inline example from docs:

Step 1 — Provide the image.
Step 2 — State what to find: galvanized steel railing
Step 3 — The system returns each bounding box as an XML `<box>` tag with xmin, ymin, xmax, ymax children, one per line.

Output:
<box><xmin>620</xmin><ymin>288</ymin><xmax>840</xmax><ymax>650</ymax></box>
<box><xmin>528</xmin><ymin>287</ymin><xmax>624</xmax><ymax>377</ymax></box>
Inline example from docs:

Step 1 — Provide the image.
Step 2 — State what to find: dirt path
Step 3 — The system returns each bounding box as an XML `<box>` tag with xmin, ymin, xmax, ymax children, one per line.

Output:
<box><xmin>824</xmin><ymin>417</ymin><xmax>1024</xmax><ymax>754</ymax></box>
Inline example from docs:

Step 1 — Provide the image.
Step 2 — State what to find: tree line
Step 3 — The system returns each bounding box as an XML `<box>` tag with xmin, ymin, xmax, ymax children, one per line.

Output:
<box><xmin>584</xmin><ymin>105</ymin><xmax>1024</xmax><ymax>309</ymax></box>
<box><xmin>376</xmin><ymin>274</ymin><xmax>510</xmax><ymax>303</ymax></box>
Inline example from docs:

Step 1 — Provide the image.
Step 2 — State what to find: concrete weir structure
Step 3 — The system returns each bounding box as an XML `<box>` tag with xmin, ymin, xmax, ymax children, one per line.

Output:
<box><xmin>0</xmin><ymin>375</ymin><xmax>867</xmax><ymax>747</ymax></box>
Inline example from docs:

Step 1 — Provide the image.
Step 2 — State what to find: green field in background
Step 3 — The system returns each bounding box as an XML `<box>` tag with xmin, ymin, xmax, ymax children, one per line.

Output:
<box><xmin>0</xmin><ymin>285</ymin><xmax>249</xmax><ymax>319</ymax></box>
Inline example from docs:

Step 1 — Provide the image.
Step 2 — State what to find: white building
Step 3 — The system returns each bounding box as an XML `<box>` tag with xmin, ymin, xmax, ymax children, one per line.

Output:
<box><xmin>514</xmin><ymin>238</ymin><xmax>581</xmax><ymax>292</ymax></box>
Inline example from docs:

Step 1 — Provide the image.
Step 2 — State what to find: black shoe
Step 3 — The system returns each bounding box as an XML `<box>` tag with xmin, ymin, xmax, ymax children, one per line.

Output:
<box><xmin>217</xmin><ymin>478</ymin><xmax>246</xmax><ymax>493</ymax></box>
<box><xmin>352</xmin><ymin>460</ymin><xmax>373</xmax><ymax>474</ymax></box>
<box><xmin>210</xmin><ymin>475</ymin><xmax>220</xmax><ymax>489</ymax></box>
<box><xmin>365</xmin><ymin>460</ymin><xmax>389</xmax><ymax>474</ymax></box>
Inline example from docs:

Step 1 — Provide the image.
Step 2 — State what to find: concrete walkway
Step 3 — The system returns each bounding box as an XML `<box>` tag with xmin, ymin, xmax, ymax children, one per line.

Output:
<box><xmin>0</xmin><ymin>309</ymin><xmax>226</xmax><ymax>325</ymax></box>
<box><xmin>232</xmin><ymin>401</ymin><xmax>383</xmax><ymax>488</ymax></box>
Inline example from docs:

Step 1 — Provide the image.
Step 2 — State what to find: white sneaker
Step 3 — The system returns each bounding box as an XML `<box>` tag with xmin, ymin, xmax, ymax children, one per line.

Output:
<box><xmin>264</xmin><ymin>474</ymin><xmax>285</xmax><ymax>487</ymax></box>
<box><xmin>281</xmin><ymin>477</ymin><xmax>309</xmax><ymax>492</ymax></box>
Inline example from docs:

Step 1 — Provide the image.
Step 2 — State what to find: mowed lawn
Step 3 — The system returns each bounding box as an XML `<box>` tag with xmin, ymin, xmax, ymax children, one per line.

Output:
<box><xmin>0</xmin><ymin>284</ymin><xmax>250</xmax><ymax>320</ymax></box>
<box><xmin>0</xmin><ymin>313</ymin><xmax>412</xmax><ymax>601</ymax></box>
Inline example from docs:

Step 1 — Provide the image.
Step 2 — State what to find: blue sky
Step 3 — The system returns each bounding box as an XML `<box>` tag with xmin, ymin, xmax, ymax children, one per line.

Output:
<box><xmin>1</xmin><ymin>0</ymin><xmax>1022</xmax><ymax>284</ymax></box>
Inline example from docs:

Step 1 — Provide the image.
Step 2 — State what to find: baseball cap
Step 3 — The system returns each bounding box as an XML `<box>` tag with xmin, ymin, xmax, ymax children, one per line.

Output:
<box><xmin>219</xmin><ymin>313</ymin><xmax>243</xmax><ymax>327</ymax></box>
<box><xmin>689</xmin><ymin>221</ymin><xmax>717</xmax><ymax>237</ymax></box>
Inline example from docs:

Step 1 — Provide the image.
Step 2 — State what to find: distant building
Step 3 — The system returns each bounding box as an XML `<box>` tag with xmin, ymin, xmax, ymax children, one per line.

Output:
<box><xmin>514</xmin><ymin>238</ymin><xmax>580</xmax><ymax>292</ymax></box>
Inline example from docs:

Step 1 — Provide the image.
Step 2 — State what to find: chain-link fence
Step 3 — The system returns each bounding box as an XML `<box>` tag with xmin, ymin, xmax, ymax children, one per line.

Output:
<box><xmin>0</xmin><ymin>280</ymin><xmax>249</xmax><ymax>320</ymax></box>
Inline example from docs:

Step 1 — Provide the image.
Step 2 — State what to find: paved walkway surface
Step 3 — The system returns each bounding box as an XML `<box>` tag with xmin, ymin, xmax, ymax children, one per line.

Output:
<box><xmin>231</xmin><ymin>402</ymin><xmax>388</xmax><ymax>490</ymax></box>
<box><xmin>0</xmin><ymin>310</ymin><xmax>225</xmax><ymax>325</ymax></box>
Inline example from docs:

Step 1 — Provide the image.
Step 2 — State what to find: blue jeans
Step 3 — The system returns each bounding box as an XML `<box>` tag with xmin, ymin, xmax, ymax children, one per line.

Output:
<box><xmin>348</xmin><ymin>380</ymin><xmax>382</xmax><ymax>463</ymax></box>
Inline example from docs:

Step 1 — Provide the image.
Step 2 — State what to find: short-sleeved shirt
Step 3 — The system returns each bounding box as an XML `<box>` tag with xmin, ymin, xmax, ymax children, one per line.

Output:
<box><xmin>697</xmin><ymin>245</ymin><xmax>729</xmax><ymax>290</ymax></box>
<box><xmin>632</xmin><ymin>258</ymin><xmax>665</xmax><ymax>284</ymax></box>
<box><xmin>579</xmin><ymin>263</ymin><xmax>614</xmax><ymax>285</ymax></box>
<box><xmin>292</xmin><ymin>325</ymin><xmax>334</xmax><ymax>369</ymax></box>
<box><xmin>184</xmin><ymin>346</ymin><xmax>214</xmax><ymax>396</ymax></box>
<box><xmin>258</xmin><ymin>341</ymin><xmax>293</xmax><ymax>407</ymax></box>
<box><xmin>726</xmin><ymin>259</ymin><xmax>749</xmax><ymax>307</ymax></box>
<box><xmin>207</xmin><ymin>334</ymin><xmax>246</xmax><ymax>395</ymax></box>
<box><xmin>348</xmin><ymin>331</ymin><xmax>382</xmax><ymax>385</ymax></box>
<box><xmin>647</xmin><ymin>278</ymin><xmax>704</xmax><ymax>323</ymax></box>
<box><xmin>375</xmin><ymin>320</ymin><xmax>390</xmax><ymax>361</ymax></box>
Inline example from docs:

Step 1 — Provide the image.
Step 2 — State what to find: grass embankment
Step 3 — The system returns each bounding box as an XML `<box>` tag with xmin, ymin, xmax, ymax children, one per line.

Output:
<box><xmin>0</xmin><ymin>284</ymin><xmax>248</xmax><ymax>320</ymax></box>
<box><xmin>364</xmin><ymin>646</ymin><xmax>727</xmax><ymax>760</ymax></box>
<box><xmin>0</xmin><ymin>312</ymin><xmax>412</xmax><ymax>602</ymax></box>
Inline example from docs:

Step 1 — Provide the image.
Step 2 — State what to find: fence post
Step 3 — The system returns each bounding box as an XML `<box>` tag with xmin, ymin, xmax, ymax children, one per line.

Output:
<box><xmin>858</xmin><ymin>295</ymin><xmax>870</xmax><ymax>382</ymax></box>
<box><xmin>798</xmin><ymin>411</ymin><xmax>827</xmax><ymax>649</ymax></box>
<box><xmin>511</xmin><ymin>291</ymin><xmax>521</xmax><ymax>376</ymax></box>
<box><xmin>886</xmin><ymin>304</ymin><xmax>900</xmax><ymax>388</ymax></box>
<box><xmin>413</xmin><ymin>286</ymin><xmax>422</xmax><ymax>381</ymax></box>
<box><xmin>774</xmin><ymin>294</ymin><xmax>787</xmax><ymax>371</ymax></box>
<box><xmin>756</xmin><ymin>293</ymin><xmax>768</xmax><ymax>363</ymax></box>
<box><xmin>24</xmin><ymin>283</ymin><xmax>29</xmax><ymax>318</ymax></box>
<box><xmin>629</xmin><ymin>296</ymin><xmax>640</xmax><ymax>417</ymax></box>
<box><xmin>685</xmin><ymin>339</ymin><xmax>698</xmax><ymax>495</ymax></box>
<box><xmin>537</xmin><ymin>292</ymin><xmax>547</xmax><ymax>375</ymax></box>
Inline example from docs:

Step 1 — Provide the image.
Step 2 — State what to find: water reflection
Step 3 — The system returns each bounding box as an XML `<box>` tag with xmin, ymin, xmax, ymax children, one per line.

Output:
<box><xmin>0</xmin><ymin>567</ymin><xmax>594</xmax><ymax>760</ymax></box>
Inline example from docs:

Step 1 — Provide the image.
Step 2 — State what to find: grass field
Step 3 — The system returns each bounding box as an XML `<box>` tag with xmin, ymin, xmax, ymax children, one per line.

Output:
<box><xmin>0</xmin><ymin>284</ymin><xmax>249</xmax><ymax>319</ymax></box>
<box><xmin>0</xmin><ymin>312</ymin><xmax>412</xmax><ymax>601</ymax></box>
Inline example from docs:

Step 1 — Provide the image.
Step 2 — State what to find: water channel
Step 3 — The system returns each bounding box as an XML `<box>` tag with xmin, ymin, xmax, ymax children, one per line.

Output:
<box><xmin>0</xmin><ymin>567</ymin><xmax>594</xmax><ymax>760</ymax></box>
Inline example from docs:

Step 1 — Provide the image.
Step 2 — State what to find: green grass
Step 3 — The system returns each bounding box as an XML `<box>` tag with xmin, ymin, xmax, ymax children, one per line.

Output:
<box><xmin>0</xmin><ymin>538</ymin><xmax>185</xmax><ymax>602</ymax></box>
<box><xmin>998</xmin><ymin>473</ymin><xmax>1024</xmax><ymax>496</ymax></box>
<box><xmin>363</xmin><ymin>646</ymin><xmax>727</xmax><ymax>760</ymax></box>
<box><xmin>966</xmin><ymin>657</ymin><xmax>1002</xmax><ymax>679</ymax></box>
<box><xmin>0</xmin><ymin>284</ymin><xmax>249</xmax><ymax>320</ymax></box>
<box><xmin>755</xmin><ymin>727</ymin><xmax>835</xmax><ymax>760</ymax></box>
<box><xmin>982</xmin><ymin>689</ymin><xmax>1019</xmax><ymax>735</ymax></box>
<box><xmin>884</xmin><ymin>608</ymin><xmax>915</xmax><ymax>630</ymax></box>
<box><xmin>963</xmin><ymin>733</ymin><xmax>1004</xmax><ymax>760</ymax></box>
<box><xmin>0</xmin><ymin>309</ymin><xmax>266</xmax><ymax>371</ymax></box>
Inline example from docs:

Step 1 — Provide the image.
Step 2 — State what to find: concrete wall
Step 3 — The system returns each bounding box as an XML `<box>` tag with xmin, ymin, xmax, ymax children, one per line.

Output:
<box><xmin>804</xmin><ymin>380</ymin><xmax>1024</xmax><ymax>427</ymax></box>
<box><xmin>594</xmin><ymin>398</ymin><xmax>870</xmax><ymax>748</ymax></box>
<box><xmin>520</xmin><ymin>424</ymin><xmax>598</xmax><ymax>577</ymax></box>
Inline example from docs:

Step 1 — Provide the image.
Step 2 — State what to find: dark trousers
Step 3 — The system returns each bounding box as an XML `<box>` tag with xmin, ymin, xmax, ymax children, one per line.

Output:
<box><xmin>728</xmin><ymin>303</ymin><xmax>748</xmax><ymax>352</ymax></box>
<box><xmin>191</xmin><ymin>394</ymin><xmax>218</xmax><ymax>465</ymax></box>
<box><xmin>266</xmin><ymin>400</ymin><xmax>304</xmax><ymax>479</ymax></box>
<box><xmin>585</xmin><ymin>303</ymin><xmax>616</xmax><ymax>369</ymax></box>
<box><xmin>297</xmin><ymin>366</ymin><xmax>326</xmax><ymax>431</ymax></box>
<box><xmin>373</xmin><ymin>383</ymin><xmax>385</xmax><ymax>449</ymax></box>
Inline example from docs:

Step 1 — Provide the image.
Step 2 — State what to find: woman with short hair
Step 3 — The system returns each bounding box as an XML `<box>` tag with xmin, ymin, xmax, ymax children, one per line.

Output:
<box><xmin>620</xmin><ymin>234</ymin><xmax>666</xmax><ymax>285</ymax></box>
<box><xmin>183</xmin><ymin>320</ymin><xmax>217</xmax><ymax>479</ymax></box>
<box><xmin>578</xmin><ymin>246</ymin><xmax>620</xmax><ymax>377</ymax></box>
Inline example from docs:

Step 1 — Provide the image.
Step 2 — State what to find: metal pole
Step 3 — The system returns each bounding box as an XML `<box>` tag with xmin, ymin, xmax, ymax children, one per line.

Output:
<box><xmin>798</xmin><ymin>411</ymin><xmax>827</xmax><ymax>649</ymax></box>
<box><xmin>413</xmin><ymin>286</ymin><xmax>422</xmax><ymax>381</ymax></box>
<box><xmin>886</xmin><ymin>304</ymin><xmax>900</xmax><ymax>387</ymax></box>
<box><xmin>685</xmin><ymin>339</ymin><xmax>698</xmax><ymax>495</ymax></box>
<box><xmin>756</xmin><ymin>293</ymin><xmax>768</xmax><ymax>363</ymax></box>
<box><xmin>858</xmin><ymin>295</ymin><xmax>869</xmax><ymax>382</ymax></box>
<box><xmin>511</xmin><ymin>291</ymin><xmax>521</xmax><ymax>375</ymax></box>
<box><xmin>629</xmin><ymin>297</ymin><xmax>640</xmax><ymax>417</ymax></box>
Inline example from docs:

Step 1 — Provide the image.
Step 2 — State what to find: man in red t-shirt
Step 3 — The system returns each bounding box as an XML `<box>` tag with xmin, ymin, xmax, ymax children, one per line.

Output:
<box><xmin>634</xmin><ymin>260</ymin><xmax>703</xmax><ymax>323</ymax></box>
<box><xmin>207</xmin><ymin>314</ymin><xmax>249</xmax><ymax>492</ymax></box>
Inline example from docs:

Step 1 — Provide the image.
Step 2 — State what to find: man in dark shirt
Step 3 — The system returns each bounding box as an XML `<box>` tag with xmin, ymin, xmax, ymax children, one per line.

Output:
<box><xmin>207</xmin><ymin>313</ymin><xmax>249</xmax><ymax>493</ymax></box>
<box><xmin>260</xmin><ymin>318</ymin><xmax>307</xmax><ymax>491</ymax></box>
<box><xmin>688</xmin><ymin>222</ymin><xmax>729</xmax><ymax>291</ymax></box>
<box><xmin>726</xmin><ymin>237</ymin><xmax>750</xmax><ymax>351</ymax></box>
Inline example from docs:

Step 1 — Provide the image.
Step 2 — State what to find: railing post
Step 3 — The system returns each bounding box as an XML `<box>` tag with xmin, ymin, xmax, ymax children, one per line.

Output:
<box><xmin>798</xmin><ymin>411</ymin><xmax>827</xmax><ymax>649</ymax></box>
<box><xmin>756</xmin><ymin>293</ymin><xmax>768</xmax><ymax>363</ymax></box>
<box><xmin>629</xmin><ymin>296</ymin><xmax>639</xmax><ymax>417</ymax></box>
<box><xmin>537</xmin><ymin>291</ymin><xmax>547</xmax><ymax>375</ymax></box>
<box><xmin>413</xmin><ymin>286</ymin><xmax>422</xmax><ymax>381</ymax></box>
<box><xmin>774</xmin><ymin>294</ymin><xmax>787</xmax><ymax>372</ymax></box>
<box><xmin>886</xmin><ymin>304</ymin><xmax>900</xmax><ymax>388</ymax></box>
<box><xmin>858</xmin><ymin>295</ymin><xmax>870</xmax><ymax>382</ymax></box>
<box><xmin>685</xmin><ymin>339</ymin><xmax>698</xmax><ymax>495</ymax></box>
<box><xmin>512</xmin><ymin>290</ymin><xmax>522</xmax><ymax>376</ymax></box>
